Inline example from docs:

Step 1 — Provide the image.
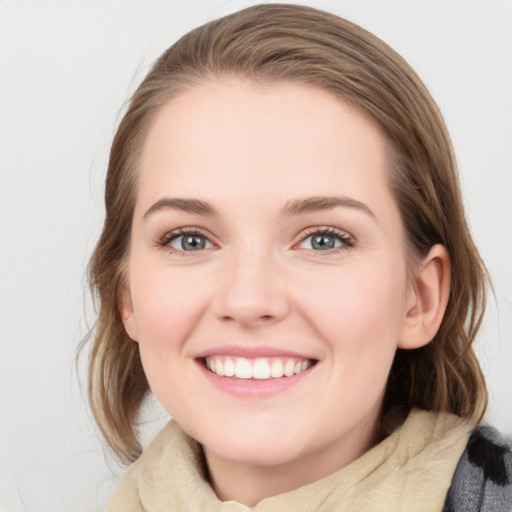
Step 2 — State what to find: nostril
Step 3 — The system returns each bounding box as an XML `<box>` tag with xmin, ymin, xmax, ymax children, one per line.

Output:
<box><xmin>219</xmin><ymin>313</ymin><xmax>277</xmax><ymax>324</ymax></box>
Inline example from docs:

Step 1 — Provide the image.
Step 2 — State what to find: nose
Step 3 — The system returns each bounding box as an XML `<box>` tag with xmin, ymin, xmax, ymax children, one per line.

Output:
<box><xmin>213</xmin><ymin>248</ymin><xmax>290</xmax><ymax>329</ymax></box>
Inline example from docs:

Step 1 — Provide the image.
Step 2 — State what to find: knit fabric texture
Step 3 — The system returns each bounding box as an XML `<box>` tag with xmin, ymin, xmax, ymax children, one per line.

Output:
<box><xmin>442</xmin><ymin>425</ymin><xmax>512</xmax><ymax>512</ymax></box>
<box><xmin>108</xmin><ymin>409</ymin><xmax>475</xmax><ymax>511</ymax></box>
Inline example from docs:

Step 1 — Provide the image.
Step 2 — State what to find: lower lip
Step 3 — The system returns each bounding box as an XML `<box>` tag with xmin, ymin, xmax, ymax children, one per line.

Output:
<box><xmin>195</xmin><ymin>360</ymin><xmax>315</xmax><ymax>397</ymax></box>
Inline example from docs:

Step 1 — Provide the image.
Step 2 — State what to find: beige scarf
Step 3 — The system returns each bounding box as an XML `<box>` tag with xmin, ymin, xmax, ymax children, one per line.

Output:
<box><xmin>108</xmin><ymin>409</ymin><xmax>473</xmax><ymax>512</ymax></box>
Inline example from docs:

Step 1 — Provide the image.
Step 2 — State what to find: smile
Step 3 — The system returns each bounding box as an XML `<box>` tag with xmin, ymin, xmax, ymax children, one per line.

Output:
<box><xmin>204</xmin><ymin>356</ymin><xmax>315</xmax><ymax>380</ymax></box>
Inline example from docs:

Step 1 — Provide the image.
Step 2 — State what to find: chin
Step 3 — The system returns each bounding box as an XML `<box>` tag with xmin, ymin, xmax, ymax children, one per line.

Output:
<box><xmin>195</xmin><ymin>420</ymin><xmax>310</xmax><ymax>467</ymax></box>
<box><xmin>210</xmin><ymin>439</ymin><xmax>306</xmax><ymax>467</ymax></box>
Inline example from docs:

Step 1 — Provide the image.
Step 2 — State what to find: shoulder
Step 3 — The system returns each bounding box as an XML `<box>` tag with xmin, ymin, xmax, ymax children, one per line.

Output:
<box><xmin>107</xmin><ymin>420</ymin><xmax>208</xmax><ymax>511</ymax></box>
<box><xmin>106</xmin><ymin>421</ymin><xmax>182</xmax><ymax>511</ymax></box>
<box><xmin>442</xmin><ymin>425</ymin><xmax>512</xmax><ymax>512</ymax></box>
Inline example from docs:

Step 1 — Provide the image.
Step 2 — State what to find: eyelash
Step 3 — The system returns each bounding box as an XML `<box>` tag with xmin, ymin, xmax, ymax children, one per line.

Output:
<box><xmin>297</xmin><ymin>226</ymin><xmax>354</xmax><ymax>254</ymax></box>
<box><xmin>158</xmin><ymin>227</ymin><xmax>213</xmax><ymax>255</ymax></box>
<box><xmin>157</xmin><ymin>226</ymin><xmax>355</xmax><ymax>255</ymax></box>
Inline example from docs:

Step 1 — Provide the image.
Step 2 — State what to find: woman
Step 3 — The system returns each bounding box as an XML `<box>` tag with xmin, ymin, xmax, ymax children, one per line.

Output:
<box><xmin>84</xmin><ymin>4</ymin><xmax>512</xmax><ymax>510</ymax></box>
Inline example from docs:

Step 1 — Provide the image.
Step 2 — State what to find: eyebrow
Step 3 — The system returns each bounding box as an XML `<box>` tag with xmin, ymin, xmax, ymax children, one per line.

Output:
<box><xmin>143</xmin><ymin>195</ymin><xmax>375</xmax><ymax>220</ymax></box>
<box><xmin>143</xmin><ymin>198</ymin><xmax>219</xmax><ymax>219</ymax></box>
<box><xmin>281</xmin><ymin>195</ymin><xmax>375</xmax><ymax>219</ymax></box>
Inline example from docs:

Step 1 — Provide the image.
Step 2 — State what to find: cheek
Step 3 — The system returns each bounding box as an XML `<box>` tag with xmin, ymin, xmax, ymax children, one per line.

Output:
<box><xmin>296</xmin><ymin>260</ymin><xmax>407</xmax><ymax>360</ymax></box>
<box><xmin>129</xmin><ymin>270</ymin><xmax>212</xmax><ymax>417</ymax></box>
<box><xmin>130</xmin><ymin>259</ymin><xmax>208</xmax><ymax>333</ymax></box>
<box><xmin>128</xmin><ymin>264</ymin><xmax>212</xmax><ymax>381</ymax></box>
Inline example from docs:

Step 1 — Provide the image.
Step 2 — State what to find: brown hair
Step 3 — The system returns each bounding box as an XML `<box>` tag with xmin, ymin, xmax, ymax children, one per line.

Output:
<box><xmin>83</xmin><ymin>3</ymin><xmax>488</xmax><ymax>463</ymax></box>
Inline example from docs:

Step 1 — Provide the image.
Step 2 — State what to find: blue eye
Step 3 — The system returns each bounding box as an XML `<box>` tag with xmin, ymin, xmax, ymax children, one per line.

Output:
<box><xmin>298</xmin><ymin>228</ymin><xmax>353</xmax><ymax>251</ymax></box>
<box><xmin>300</xmin><ymin>234</ymin><xmax>341</xmax><ymax>250</ymax></box>
<box><xmin>170</xmin><ymin>234</ymin><xmax>213</xmax><ymax>251</ymax></box>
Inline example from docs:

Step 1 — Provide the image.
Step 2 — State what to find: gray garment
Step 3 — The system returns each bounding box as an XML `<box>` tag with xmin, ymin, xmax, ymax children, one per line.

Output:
<box><xmin>442</xmin><ymin>425</ymin><xmax>512</xmax><ymax>512</ymax></box>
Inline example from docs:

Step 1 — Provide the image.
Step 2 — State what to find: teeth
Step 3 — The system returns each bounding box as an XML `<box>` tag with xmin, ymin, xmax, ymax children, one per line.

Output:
<box><xmin>270</xmin><ymin>360</ymin><xmax>284</xmax><ymax>378</ymax></box>
<box><xmin>224</xmin><ymin>358</ymin><xmax>235</xmax><ymax>377</ymax></box>
<box><xmin>253</xmin><ymin>359</ymin><xmax>271</xmax><ymax>379</ymax></box>
<box><xmin>284</xmin><ymin>360</ymin><xmax>295</xmax><ymax>377</ymax></box>
<box><xmin>204</xmin><ymin>356</ymin><xmax>313</xmax><ymax>380</ymax></box>
<box><xmin>235</xmin><ymin>358</ymin><xmax>252</xmax><ymax>379</ymax></box>
<box><xmin>216</xmin><ymin>359</ymin><xmax>225</xmax><ymax>377</ymax></box>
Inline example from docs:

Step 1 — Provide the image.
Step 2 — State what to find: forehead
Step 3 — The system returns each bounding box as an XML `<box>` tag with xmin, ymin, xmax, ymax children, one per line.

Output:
<box><xmin>137</xmin><ymin>79</ymin><xmax>392</xmax><ymax>215</ymax></box>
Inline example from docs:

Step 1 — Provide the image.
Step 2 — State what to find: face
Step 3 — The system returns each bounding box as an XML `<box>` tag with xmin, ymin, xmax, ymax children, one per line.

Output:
<box><xmin>121</xmin><ymin>79</ymin><xmax>414</xmax><ymax>483</ymax></box>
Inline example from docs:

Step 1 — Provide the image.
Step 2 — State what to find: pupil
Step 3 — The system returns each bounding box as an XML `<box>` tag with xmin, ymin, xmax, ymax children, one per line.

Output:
<box><xmin>182</xmin><ymin>235</ymin><xmax>205</xmax><ymax>250</ymax></box>
<box><xmin>312</xmin><ymin>235</ymin><xmax>334</xmax><ymax>250</ymax></box>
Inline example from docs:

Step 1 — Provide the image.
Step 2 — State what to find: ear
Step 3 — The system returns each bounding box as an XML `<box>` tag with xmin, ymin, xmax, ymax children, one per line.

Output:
<box><xmin>398</xmin><ymin>244</ymin><xmax>451</xmax><ymax>349</ymax></box>
<box><xmin>119</xmin><ymin>282</ymin><xmax>139</xmax><ymax>342</ymax></box>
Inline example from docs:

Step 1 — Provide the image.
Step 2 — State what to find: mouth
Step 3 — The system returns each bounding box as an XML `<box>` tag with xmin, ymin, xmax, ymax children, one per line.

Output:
<box><xmin>200</xmin><ymin>356</ymin><xmax>317</xmax><ymax>380</ymax></box>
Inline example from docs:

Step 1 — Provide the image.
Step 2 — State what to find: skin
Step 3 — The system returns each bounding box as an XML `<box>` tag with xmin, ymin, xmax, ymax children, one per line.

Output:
<box><xmin>121</xmin><ymin>79</ymin><xmax>450</xmax><ymax>505</ymax></box>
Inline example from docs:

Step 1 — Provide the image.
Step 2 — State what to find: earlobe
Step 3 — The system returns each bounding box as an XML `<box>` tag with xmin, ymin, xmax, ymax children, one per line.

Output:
<box><xmin>398</xmin><ymin>244</ymin><xmax>451</xmax><ymax>350</ymax></box>
<box><xmin>119</xmin><ymin>283</ymin><xmax>139</xmax><ymax>342</ymax></box>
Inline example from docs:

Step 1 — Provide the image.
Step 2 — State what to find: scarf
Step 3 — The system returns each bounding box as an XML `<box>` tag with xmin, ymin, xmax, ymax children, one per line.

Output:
<box><xmin>442</xmin><ymin>424</ymin><xmax>512</xmax><ymax>511</ymax></box>
<box><xmin>108</xmin><ymin>409</ymin><xmax>483</xmax><ymax>511</ymax></box>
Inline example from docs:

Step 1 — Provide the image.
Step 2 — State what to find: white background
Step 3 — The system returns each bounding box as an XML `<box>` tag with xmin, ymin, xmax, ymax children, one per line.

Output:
<box><xmin>1</xmin><ymin>1</ymin><xmax>511</xmax><ymax>510</ymax></box>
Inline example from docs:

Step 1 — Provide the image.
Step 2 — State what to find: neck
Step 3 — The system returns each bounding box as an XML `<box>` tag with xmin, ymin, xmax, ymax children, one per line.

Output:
<box><xmin>203</xmin><ymin>421</ymin><xmax>376</xmax><ymax>506</ymax></box>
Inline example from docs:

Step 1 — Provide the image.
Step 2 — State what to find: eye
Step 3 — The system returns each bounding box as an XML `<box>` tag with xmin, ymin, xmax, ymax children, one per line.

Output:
<box><xmin>158</xmin><ymin>228</ymin><xmax>215</xmax><ymax>253</ymax></box>
<box><xmin>297</xmin><ymin>227</ymin><xmax>353</xmax><ymax>252</ymax></box>
<box><xmin>170</xmin><ymin>234</ymin><xmax>212</xmax><ymax>251</ymax></box>
<box><xmin>301</xmin><ymin>233</ymin><xmax>340</xmax><ymax>250</ymax></box>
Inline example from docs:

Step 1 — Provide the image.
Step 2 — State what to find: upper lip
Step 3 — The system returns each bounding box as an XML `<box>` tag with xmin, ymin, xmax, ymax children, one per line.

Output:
<box><xmin>194</xmin><ymin>344</ymin><xmax>318</xmax><ymax>360</ymax></box>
